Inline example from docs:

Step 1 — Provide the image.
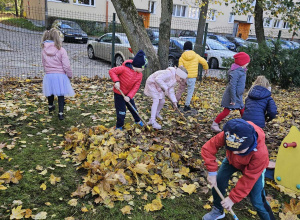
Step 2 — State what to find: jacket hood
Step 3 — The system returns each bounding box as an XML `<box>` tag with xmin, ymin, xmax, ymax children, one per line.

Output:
<box><xmin>248</xmin><ymin>85</ymin><xmax>271</xmax><ymax>100</ymax></box>
<box><xmin>181</xmin><ymin>50</ymin><xmax>197</xmax><ymax>61</ymax></box>
<box><xmin>43</xmin><ymin>41</ymin><xmax>59</xmax><ymax>56</ymax></box>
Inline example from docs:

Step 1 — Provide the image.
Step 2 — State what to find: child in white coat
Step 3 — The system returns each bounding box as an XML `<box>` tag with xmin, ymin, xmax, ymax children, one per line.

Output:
<box><xmin>144</xmin><ymin>66</ymin><xmax>187</xmax><ymax>129</ymax></box>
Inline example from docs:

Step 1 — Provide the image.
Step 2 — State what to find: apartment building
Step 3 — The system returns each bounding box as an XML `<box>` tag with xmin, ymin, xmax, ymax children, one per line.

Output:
<box><xmin>23</xmin><ymin>0</ymin><xmax>299</xmax><ymax>40</ymax></box>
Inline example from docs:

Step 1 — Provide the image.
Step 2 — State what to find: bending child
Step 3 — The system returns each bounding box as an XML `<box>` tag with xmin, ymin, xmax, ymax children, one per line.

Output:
<box><xmin>202</xmin><ymin>118</ymin><xmax>275</xmax><ymax>220</ymax></box>
<box><xmin>109</xmin><ymin>50</ymin><xmax>147</xmax><ymax>130</ymax></box>
<box><xmin>175</xmin><ymin>41</ymin><xmax>209</xmax><ymax>111</ymax></box>
<box><xmin>144</xmin><ymin>66</ymin><xmax>188</xmax><ymax>129</ymax></box>
<box><xmin>211</xmin><ymin>52</ymin><xmax>250</xmax><ymax>132</ymax></box>
<box><xmin>242</xmin><ymin>75</ymin><xmax>278</xmax><ymax>128</ymax></box>
<box><xmin>41</xmin><ymin>28</ymin><xmax>75</xmax><ymax>120</ymax></box>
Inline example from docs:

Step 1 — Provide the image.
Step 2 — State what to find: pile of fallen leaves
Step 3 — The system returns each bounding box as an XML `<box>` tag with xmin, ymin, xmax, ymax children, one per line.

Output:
<box><xmin>61</xmin><ymin>123</ymin><xmax>206</xmax><ymax>213</ymax></box>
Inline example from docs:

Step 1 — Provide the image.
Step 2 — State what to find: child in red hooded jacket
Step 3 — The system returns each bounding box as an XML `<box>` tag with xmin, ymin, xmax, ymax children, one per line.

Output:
<box><xmin>109</xmin><ymin>50</ymin><xmax>148</xmax><ymax>130</ymax></box>
<box><xmin>201</xmin><ymin>119</ymin><xmax>275</xmax><ymax>220</ymax></box>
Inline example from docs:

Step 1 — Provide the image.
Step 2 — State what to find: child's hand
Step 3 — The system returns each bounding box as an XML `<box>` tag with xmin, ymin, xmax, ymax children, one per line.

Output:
<box><xmin>221</xmin><ymin>197</ymin><xmax>234</xmax><ymax>211</ymax></box>
<box><xmin>230</xmin><ymin>102</ymin><xmax>235</xmax><ymax>105</ymax></box>
<box><xmin>114</xmin><ymin>82</ymin><xmax>120</xmax><ymax>90</ymax></box>
<box><xmin>207</xmin><ymin>175</ymin><xmax>217</xmax><ymax>187</ymax></box>
<box><xmin>124</xmin><ymin>96</ymin><xmax>130</xmax><ymax>102</ymax></box>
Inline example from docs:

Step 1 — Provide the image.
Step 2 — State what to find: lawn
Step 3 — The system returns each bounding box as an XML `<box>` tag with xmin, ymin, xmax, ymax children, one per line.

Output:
<box><xmin>0</xmin><ymin>77</ymin><xmax>299</xmax><ymax>219</ymax></box>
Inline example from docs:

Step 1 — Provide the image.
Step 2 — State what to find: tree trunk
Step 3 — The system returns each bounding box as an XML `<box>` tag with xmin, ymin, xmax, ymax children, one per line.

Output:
<box><xmin>254</xmin><ymin>0</ymin><xmax>265</xmax><ymax>44</ymax></box>
<box><xmin>158</xmin><ymin>0</ymin><xmax>173</xmax><ymax>69</ymax></box>
<box><xmin>14</xmin><ymin>0</ymin><xmax>19</xmax><ymax>17</ymax></box>
<box><xmin>20</xmin><ymin>0</ymin><xmax>24</xmax><ymax>18</ymax></box>
<box><xmin>110</xmin><ymin>0</ymin><xmax>160</xmax><ymax>81</ymax></box>
<box><xmin>194</xmin><ymin>0</ymin><xmax>209</xmax><ymax>56</ymax></box>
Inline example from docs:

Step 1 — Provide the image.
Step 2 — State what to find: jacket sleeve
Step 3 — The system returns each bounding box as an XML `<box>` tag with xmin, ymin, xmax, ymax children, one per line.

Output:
<box><xmin>127</xmin><ymin>75</ymin><xmax>142</xmax><ymax>99</ymax></box>
<box><xmin>265</xmin><ymin>97</ymin><xmax>278</xmax><ymax>121</ymax></box>
<box><xmin>229</xmin><ymin>72</ymin><xmax>239</xmax><ymax>104</ymax></box>
<box><xmin>201</xmin><ymin>132</ymin><xmax>225</xmax><ymax>172</ymax></box>
<box><xmin>109</xmin><ymin>66</ymin><xmax>123</xmax><ymax>82</ymax></box>
<box><xmin>229</xmin><ymin>153</ymin><xmax>268</xmax><ymax>203</ymax></box>
<box><xmin>61</xmin><ymin>48</ymin><xmax>73</xmax><ymax>78</ymax></box>
<box><xmin>198</xmin><ymin>55</ymin><xmax>209</xmax><ymax>70</ymax></box>
<box><xmin>155</xmin><ymin>71</ymin><xmax>171</xmax><ymax>92</ymax></box>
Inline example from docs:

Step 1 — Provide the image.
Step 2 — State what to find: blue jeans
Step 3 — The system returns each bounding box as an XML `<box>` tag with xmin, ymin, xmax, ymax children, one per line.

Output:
<box><xmin>114</xmin><ymin>93</ymin><xmax>140</xmax><ymax>128</ymax></box>
<box><xmin>185</xmin><ymin>78</ymin><xmax>196</xmax><ymax>106</ymax></box>
<box><xmin>213</xmin><ymin>158</ymin><xmax>275</xmax><ymax>220</ymax></box>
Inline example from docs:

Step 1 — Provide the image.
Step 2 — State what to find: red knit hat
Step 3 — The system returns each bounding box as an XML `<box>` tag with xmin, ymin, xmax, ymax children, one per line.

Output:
<box><xmin>233</xmin><ymin>52</ymin><xmax>250</xmax><ymax>66</ymax></box>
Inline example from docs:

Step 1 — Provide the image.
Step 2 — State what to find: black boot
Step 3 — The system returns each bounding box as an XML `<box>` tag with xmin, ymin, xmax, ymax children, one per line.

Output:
<box><xmin>183</xmin><ymin>105</ymin><xmax>191</xmax><ymax>112</ymax></box>
<box><xmin>58</xmin><ymin>112</ymin><xmax>64</xmax><ymax>120</ymax></box>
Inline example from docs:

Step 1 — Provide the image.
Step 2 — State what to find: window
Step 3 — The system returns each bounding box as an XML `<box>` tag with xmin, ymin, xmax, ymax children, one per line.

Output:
<box><xmin>263</xmin><ymin>18</ymin><xmax>272</xmax><ymax>27</ymax></box>
<box><xmin>189</xmin><ymin>7</ymin><xmax>200</xmax><ymax>19</ymax></box>
<box><xmin>228</xmin><ymin>12</ymin><xmax>234</xmax><ymax>23</ymax></box>
<box><xmin>100</xmin><ymin>34</ymin><xmax>112</xmax><ymax>43</ymax></box>
<box><xmin>207</xmin><ymin>9</ymin><xmax>217</xmax><ymax>21</ymax></box>
<box><xmin>283</xmin><ymin>21</ymin><xmax>289</xmax><ymax>29</ymax></box>
<box><xmin>273</xmin><ymin>19</ymin><xmax>281</xmax><ymax>28</ymax></box>
<box><xmin>73</xmin><ymin>0</ymin><xmax>94</xmax><ymax>6</ymax></box>
<box><xmin>247</xmin><ymin>15</ymin><xmax>253</xmax><ymax>23</ymax></box>
<box><xmin>172</xmin><ymin>5</ymin><xmax>187</xmax><ymax>17</ymax></box>
<box><xmin>148</xmin><ymin>1</ymin><xmax>156</xmax><ymax>14</ymax></box>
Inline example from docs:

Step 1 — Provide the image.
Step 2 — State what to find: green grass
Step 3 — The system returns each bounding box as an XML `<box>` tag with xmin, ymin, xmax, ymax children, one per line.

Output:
<box><xmin>0</xmin><ymin>78</ymin><xmax>298</xmax><ymax>219</ymax></box>
<box><xmin>0</xmin><ymin>16</ymin><xmax>44</xmax><ymax>31</ymax></box>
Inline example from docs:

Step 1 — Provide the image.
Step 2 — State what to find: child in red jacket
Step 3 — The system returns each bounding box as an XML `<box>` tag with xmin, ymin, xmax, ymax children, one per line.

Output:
<box><xmin>109</xmin><ymin>50</ymin><xmax>148</xmax><ymax>130</ymax></box>
<box><xmin>201</xmin><ymin>119</ymin><xmax>275</xmax><ymax>220</ymax></box>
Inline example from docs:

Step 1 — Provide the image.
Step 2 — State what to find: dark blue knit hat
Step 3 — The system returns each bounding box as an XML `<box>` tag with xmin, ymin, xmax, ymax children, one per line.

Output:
<box><xmin>183</xmin><ymin>41</ymin><xmax>193</xmax><ymax>50</ymax></box>
<box><xmin>132</xmin><ymin>50</ymin><xmax>148</xmax><ymax>68</ymax></box>
<box><xmin>223</xmin><ymin>119</ymin><xmax>257</xmax><ymax>151</ymax></box>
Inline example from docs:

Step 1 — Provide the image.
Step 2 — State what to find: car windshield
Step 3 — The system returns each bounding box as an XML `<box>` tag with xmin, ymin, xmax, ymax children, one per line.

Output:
<box><xmin>207</xmin><ymin>39</ymin><xmax>228</xmax><ymax>50</ymax></box>
<box><xmin>235</xmin><ymin>38</ymin><xmax>246</xmax><ymax>43</ymax></box>
<box><xmin>62</xmin><ymin>21</ymin><xmax>81</xmax><ymax>29</ymax></box>
<box><xmin>218</xmin><ymin>36</ymin><xmax>229</xmax><ymax>41</ymax></box>
<box><xmin>172</xmin><ymin>39</ymin><xmax>187</xmax><ymax>49</ymax></box>
<box><xmin>153</xmin><ymin>31</ymin><xmax>159</xmax><ymax>38</ymax></box>
<box><xmin>179</xmin><ymin>37</ymin><xmax>196</xmax><ymax>43</ymax></box>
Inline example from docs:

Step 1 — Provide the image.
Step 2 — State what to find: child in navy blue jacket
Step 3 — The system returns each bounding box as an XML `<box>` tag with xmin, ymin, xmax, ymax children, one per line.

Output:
<box><xmin>242</xmin><ymin>76</ymin><xmax>278</xmax><ymax>128</ymax></box>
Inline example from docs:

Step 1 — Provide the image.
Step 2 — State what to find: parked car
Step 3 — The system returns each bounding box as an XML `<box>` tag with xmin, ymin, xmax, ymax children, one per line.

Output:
<box><xmin>279</xmin><ymin>39</ymin><xmax>295</xmax><ymax>49</ymax></box>
<box><xmin>146</xmin><ymin>28</ymin><xmax>159</xmax><ymax>42</ymax></box>
<box><xmin>246</xmin><ymin>37</ymin><xmax>279</xmax><ymax>49</ymax></box>
<box><xmin>52</xmin><ymin>19</ymin><xmax>88</xmax><ymax>43</ymax></box>
<box><xmin>207</xmin><ymin>34</ymin><xmax>236</xmax><ymax>51</ymax></box>
<box><xmin>87</xmin><ymin>33</ymin><xmax>134</xmax><ymax>66</ymax></box>
<box><xmin>205</xmin><ymin>39</ymin><xmax>237</xmax><ymax>69</ymax></box>
<box><xmin>179</xmin><ymin>30</ymin><xmax>197</xmax><ymax>37</ymax></box>
<box><xmin>290</xmin><ymin>41</ymin><xmax>300</xmax><ymax>49</ymax></box>
<box><xmin>225</xmin><ymin>36</ymin><xmax>257</xmax><ymax>51</ymax></box>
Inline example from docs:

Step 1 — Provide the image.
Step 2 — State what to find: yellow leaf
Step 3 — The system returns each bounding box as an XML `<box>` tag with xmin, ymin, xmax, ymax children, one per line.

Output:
<box><xmin>181</xmin><ymin>183</ymin><xmax>196</xmax><ymax>195</ymax></box>
<box><xmin>284</xmin><ymin>198</ymin><xmax>300</xmax><ymax>215</ymax></box>
<box><xmin>120</xmin><ymin>205</ymin><xmax>132</xmax><ymax>215</ymax></box>
<box><xmin>248</xmin><ymin>209</ymin><xmax>257</xmax><ymax>215</ymax></box>
<box><xmin>40</xmin><ymin>183</ymin><xmax>46</xmax><ymax>191</ymax></box>
<box><xmin>144</xmin><ymin>198</ymin><xmax>163</xmax><ymax>212</ymax></box>
<box><xmin>133</xmin><ymin>163</ymin><xmax>149</xmax><ymax>175</ymax></box>
<box><xmin>35</xmin><ymin>165</ymin><xmax>43</xmax><ymax>171</ymax></box>
<box><xmin>33</xmin><ymin>211</ymin><xmax>47</xmax><ymax>219</ymax></box>
<box><xmin>203</xmin><ymin>203</ymin><xmax>211</xmax><ymax>210</ymax></box>
<box><xmin>67</xmin><ymin>199</ymin><xmax>78</xmax><ymax>207</ymax></box>
<box><xmin>158</xmin><ymin>183</ymin><xmax>166</xmax><ymax>192</ymax></box>
<box><xmin>279</xmin><ymin>211</ymin><xmax>299</xmax><ymax>220</ymax></box>
<box><xmin>45</xmin><ymin>202</ymin><xmax>51</xmax><ymax>206</ymax></box>
<box><xmin>93</xmin><ymin>186</ymin><xmax>100</xmax><ymax>194</ymax></box>
<box><xmin>150</xmin><ymin>174</ymin><xmax>162</xmax><ymax>185</ymax></box>
<box><xmin>0</xmin><ymin>172</ymin><xmax>10</xmax><ymax>180</ymax></box>
<box><xmin>171</xmin><ymin>153</ymin><xmax>180</xmax><ymax>162</ymax></box>
<box><xmin>24</xmin><ymin>209</ymin><xmax>32</xmax><ymax>218</ymax></box>
<box><xmin>49</xmin><ymin>174</ymin><xmax>61</xmax><ymax>185</ymax></box>
<box><xmin>0</xmin><ymin>184</ymin><xmax>7</xmax><ymax>190</ymax></box>
<box><xmin>81</xmin><ymin>207</ymin><xmax>89</xmax><ymax>212</ymax></box>
<box><xmin>10</xmin><ymin>205</ymin><xmax>25</xmax><ymax>219</ymax></box>
<box><xmin>65</xmin><ymin>217</ymin><xmax>75</xmax><ymax>220</ymax></box>
<box><xmin>142</xmin><ymin>193</ymin><xmax>148</xmax><ymax>200</ymax></box>
<box><xmin>39</xmin><ymin>169</ymin><xmax>47</xmax><ymax>175</ymax></box>
<box><xmin>179</xmin><ymin>167</ymin><xmax>190</xmax><ymax>177</ymax></box>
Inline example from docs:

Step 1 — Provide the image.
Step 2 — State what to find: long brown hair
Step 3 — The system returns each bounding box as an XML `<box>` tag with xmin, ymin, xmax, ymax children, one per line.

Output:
<box><xmin>41</xmin><ymin>28</ymin><xmax>62</xmax><ymax>49</ymax></box>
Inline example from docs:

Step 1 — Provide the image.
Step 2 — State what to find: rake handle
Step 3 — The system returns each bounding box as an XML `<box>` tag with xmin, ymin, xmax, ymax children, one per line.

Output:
<box><xmin>165</xmin><ymin>95</ymin><xmax>187</xmax><ymax>121</ymax></box>
<box><xmin>116</xmin><ymin>88</ymin><xmax>149</xmax><ymax>130</ymax></box>
<box><xmin>213</xmin><ymin>186</ymin><xmax>239</xmax><ymax>220</ymax></box>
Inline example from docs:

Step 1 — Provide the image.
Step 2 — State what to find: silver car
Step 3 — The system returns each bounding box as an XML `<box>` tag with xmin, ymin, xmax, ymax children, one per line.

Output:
<box><xmin>87</xmin><ymin>33</ymin><xmax>134</xmax><ymax>66</ymax></box>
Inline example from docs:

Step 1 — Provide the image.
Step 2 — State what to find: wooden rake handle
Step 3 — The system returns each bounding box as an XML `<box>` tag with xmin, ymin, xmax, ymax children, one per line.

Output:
<box><xmin>165</xmin><ymin>95</ymin><xmax>187</xmax><ymax>121</ymax></box>
<box><xmin>116</xmin><ymin>88</ymin><xmax>149</xmax><ymax>130</ymax></box>
<box><xmin>213</xmin><ymin>186</ymin><xmax>239</xmax><ymax>220</ymax></box>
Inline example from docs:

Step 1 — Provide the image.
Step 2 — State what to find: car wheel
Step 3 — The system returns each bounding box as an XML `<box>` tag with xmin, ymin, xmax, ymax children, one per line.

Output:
<box><xmin>168</xmin><ymin>57</ymin><xmax>176</xmax><ymax>67</ymax></box>
<box><xmin>87</xmin><ymin>46</ymin><xmax>95</xmax><ymax>59</ymax></box>
<box><xmin>115</xmin><ymin>55</ymin><xmax>124</xmax><ymax>67</ymax></box>
<box><xmin>209</xmin><ymin>58</ymin><xmax>219</xmax><ymax>69</ymax></box>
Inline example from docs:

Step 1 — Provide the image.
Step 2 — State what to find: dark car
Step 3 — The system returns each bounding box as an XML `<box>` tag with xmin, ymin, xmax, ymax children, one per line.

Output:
<box><xmin>179</xmin><ymin>30</ymin><xmax>197</xmax><ymax>37</ymax></box>
<box><xmin>207</xmin><ymin>34</ymin><xmax>236</xmax><ymax>51</ymax></box>
<box><xmin>52</xmin><ymin>19</ymin><xmax>88</xmax><ymax>43</ymax></box>
<box><xmin>146</xmin><ymin>28</ymin><xmax>159</xmax><ymax>42</ymax></box>
<box><xmin>225</xmin><ymin>36</ymin><xmax>253</xmax><ymax>51</ymax></box>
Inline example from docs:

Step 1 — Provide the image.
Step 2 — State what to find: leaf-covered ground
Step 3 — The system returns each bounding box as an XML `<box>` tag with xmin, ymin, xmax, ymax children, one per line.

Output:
<box><xmin>0</xmin><ymin>77</ymin><xmax>299</xmax><ymax>219</ymax></box>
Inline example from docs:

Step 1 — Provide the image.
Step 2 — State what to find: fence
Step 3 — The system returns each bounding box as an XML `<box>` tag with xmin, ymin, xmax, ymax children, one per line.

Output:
<box><xmin>0</xmin><ymin>7</ymin><xmax>232</xmax><ymax>80</ymax></box>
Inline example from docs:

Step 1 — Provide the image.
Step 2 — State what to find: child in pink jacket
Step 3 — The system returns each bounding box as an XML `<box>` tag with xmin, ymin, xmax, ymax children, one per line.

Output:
<box><xmin>144</xmin><ymin>66</ymin><xmax>187</xmax><ymax>129</ymax></box>
<box><xmin>41</xmin><ymin>28</ymin><xmax>74</xmax><ymax>120</ymax></box>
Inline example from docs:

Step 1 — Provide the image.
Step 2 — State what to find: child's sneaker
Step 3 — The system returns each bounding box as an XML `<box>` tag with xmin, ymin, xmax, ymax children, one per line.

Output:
<box><xmin>156</xmin><ymin>113</ymin><xmax>163</xmax><ymax>120</ymax></box>
<box><xmin>48</xmin><ymin>105</ymin><xmax>55</xmax><ymax>114</ymax></box>
<box><xmin>135</xmin><ymin>120</ymin><xmax>144</xmax><ymax>127</ymax></box>
<box><xmin>211</xmin><ymin>121</ymin><xmax>222</xmax><ymax>132</ymax></box>
<box><xmin>58</xmin><ymin>112</ymin><xmax>64</xmax><ymax>120</ymax></box>
<box><xmin>115</xmin><ymin>127</ymin><xmax>123</xmax><ymax>130</ymax></box>
<box><xmin>183</xmin><ymin>105</ymin><xmax>191</xmax><ymax>112</ymax></box>
<box><xmin>202</xmin><ymin>206</ymin><xmax>225</xmax><ymax>220</ymax></box>
<box><xmin>148</xmin><ymin>120</ymin><xmax>161</xmax><ymax>129</ymax></box>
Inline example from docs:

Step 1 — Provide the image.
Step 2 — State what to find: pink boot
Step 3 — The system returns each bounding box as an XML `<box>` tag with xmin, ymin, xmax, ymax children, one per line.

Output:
<box><xmin>156</xmin><ymin>113</ymin><xmax>163</xmax><ymax>120</ymax></box>
<box><xmin>148</xmin><ymin>119</ymin><xmax>162</xmax><ymax>129</ymax></box>
<box><xmin>211</xmin><ymin>121</ymin><xmax>222</xmax><ymax>133</ymax></box>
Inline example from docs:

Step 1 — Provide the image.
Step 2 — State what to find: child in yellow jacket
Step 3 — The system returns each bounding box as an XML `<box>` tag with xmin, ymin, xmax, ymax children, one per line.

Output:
<box><xmin>175</xmin><ymin>41</ymin><xmax>209</xmax><ymax>111</ymax></box>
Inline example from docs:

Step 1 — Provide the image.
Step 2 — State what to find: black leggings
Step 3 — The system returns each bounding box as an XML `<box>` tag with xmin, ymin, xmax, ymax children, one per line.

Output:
<box><xmin>47</xmin><ymin>95</ymin><xmax>64</xmax><ymax>112</ymax></box>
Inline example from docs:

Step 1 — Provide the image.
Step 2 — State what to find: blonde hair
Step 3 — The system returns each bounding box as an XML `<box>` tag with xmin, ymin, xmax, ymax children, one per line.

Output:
<box><xmin>41</xmin><ymin>28</ymin><xmax>62</xmax><ymax>49</ymax></box>
<box><xmin>248</xmin><ymin>75</ymin><xmax>270</xmax><ymax>95</ymax></box>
